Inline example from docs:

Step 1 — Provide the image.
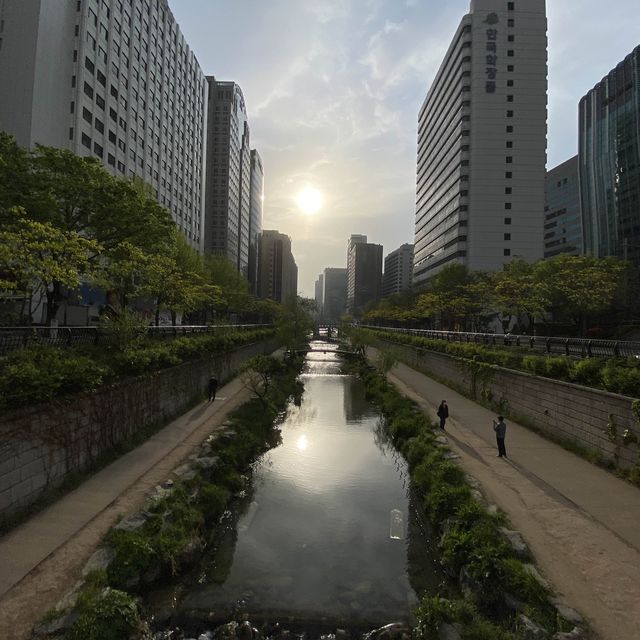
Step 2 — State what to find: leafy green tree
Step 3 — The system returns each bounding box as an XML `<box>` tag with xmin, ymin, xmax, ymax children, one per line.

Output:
<box><xmin>27</xmin><ymin>146</ymin><xmax>174</xmax><ymax>253</ymax></box>
<box><xmin>490</xmin><ymin>258</ymin><xmax>548</xmax><ymax>331</ymax></box>
<box><xmin>0</xmin><ymin>213</ymin><xmax>100</xmax><ymax>323</ymax></box>
<box><xmin>276</xmin><ymin>296</ymin><xmax>315</xmax><ymax>351</ymax></box>
<box><xmin>534</xmin><ymin>254</ymin><xmax>628</xmax><ymax>335</ymax></box>
<box><xmin>204</xmin><ymin>254</ymin><xmax>251</xmax><ymax>317</ymax></box>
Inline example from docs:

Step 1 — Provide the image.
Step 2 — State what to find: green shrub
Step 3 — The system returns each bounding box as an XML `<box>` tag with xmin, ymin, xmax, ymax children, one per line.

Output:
<box><xmin>67</xmin><ymin>587</ymin><xmax>140</xmax><ymax>640</ymax></box>
<box><xmin>198</xmin><ymin>483</ymin><xmax>231</xmax><ymax>524</ymax></box>
<box><xmin>0</xmin><ymin>345</ymin><xmax>110</xmax><ymax>409</ymax></box>
<box><xmin>426</xmin><ymin>484</ymin><xmax>473</xmax><ymax>522</ymax></box>
<box><xmin>544</xmin><ymin>357</ymin><xmax>571</xmax><ymax>380</ymax></box>
<box><xmin>601</xmin><ymin>362</ymin><xmax>640</xmax><ymax>396</ymax></box>
<box><xmin>570</xmin><ymin>357</ymin><xmax>604</xmax><ymax>386</ymax></box>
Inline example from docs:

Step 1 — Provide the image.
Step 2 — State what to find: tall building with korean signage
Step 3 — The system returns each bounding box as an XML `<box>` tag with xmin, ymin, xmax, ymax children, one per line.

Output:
<box><xmin>413</xmin><ymin>0</ymin><xmax>547</xmax><ymax>288</ymax></box>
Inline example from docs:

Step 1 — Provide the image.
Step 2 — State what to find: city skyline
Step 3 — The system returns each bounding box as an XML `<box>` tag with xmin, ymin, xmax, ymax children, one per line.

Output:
<box><xmin>170</xmin><ymin>0</ymin><xmax>640</xmax><ymax>296</ymax></box>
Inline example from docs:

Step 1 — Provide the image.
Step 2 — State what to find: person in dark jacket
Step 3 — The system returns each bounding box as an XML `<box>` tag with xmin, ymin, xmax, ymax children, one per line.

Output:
<box><xmin>208</xmin><ymin>376</ymin><xmax>218</xmax><ymax>402</ymax></box>
<box><xmin>493</xmin><ymin>415</ymin><xmax>507</xmax><ymax>457</ymax></box>
<box><xmin>437</xmin><ymin>400</ymin><xmax>449</xmax><ymax>429</ymax></box>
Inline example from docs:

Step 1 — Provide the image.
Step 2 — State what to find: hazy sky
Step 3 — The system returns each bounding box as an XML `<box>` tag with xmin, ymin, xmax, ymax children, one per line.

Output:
<box><xmin>171</xmin><ymin>0</ymin><xmax>639</xmax><ymax>297</ymax></box>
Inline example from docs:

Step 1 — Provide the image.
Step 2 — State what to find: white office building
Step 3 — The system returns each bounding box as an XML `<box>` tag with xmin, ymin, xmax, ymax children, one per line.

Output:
<box><xmin>0</xmin><ymin>0</ymin><xmax>207</xmax><ymax>249</ymax></box>
<box><xmin>413</xmin><ymin>0</ymin><xmax>547</xmax><ymax>288</ymax></box>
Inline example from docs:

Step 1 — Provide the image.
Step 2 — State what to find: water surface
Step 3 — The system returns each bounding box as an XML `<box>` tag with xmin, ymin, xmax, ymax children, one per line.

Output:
<box><xmin>155</xmin><ymin>342</ymin><xmax>442</xmax><ymax>628</ymax></box>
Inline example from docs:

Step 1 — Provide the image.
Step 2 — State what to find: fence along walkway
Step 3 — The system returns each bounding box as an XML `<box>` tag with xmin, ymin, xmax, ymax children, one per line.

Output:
<box><xmin>360</xmin><ymin>325</ymin><xmax>640</xmax><ymax>359</ymax></box>
<box><xmin>0</xmin><ymin>324</ymin><xmax>272</xmax><ymax>356</ymax></box>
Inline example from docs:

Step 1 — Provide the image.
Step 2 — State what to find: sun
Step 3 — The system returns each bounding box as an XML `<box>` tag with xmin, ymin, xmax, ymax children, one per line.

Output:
<box><xmin>296</xmin><ymin>185</ymin><xmax>322</xmax><ymax>215</ymax></box>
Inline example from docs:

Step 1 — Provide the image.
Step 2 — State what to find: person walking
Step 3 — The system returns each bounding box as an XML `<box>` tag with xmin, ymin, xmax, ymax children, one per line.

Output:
<box><xmin>208</xmin><ymin>376</ymin><xmax>218</xmax><ymax>402</ymax></box>
<box><xmin>437</xmin><ymin>400</ymin><xmax>449</xmax><ymax>430</ymax></box>
<box><xmin>493</xmin><ymin>415</ymin><xmax>507</xmax><ymax>457</ymax></box>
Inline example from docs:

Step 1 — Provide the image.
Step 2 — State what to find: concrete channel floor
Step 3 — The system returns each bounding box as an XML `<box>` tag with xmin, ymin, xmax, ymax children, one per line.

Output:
<box><xmin>366</xmin><ymin>347</ymin><xmax>640</xmax><ymax>640</ymax></box>
<box><xmin>0</xmin><ymin>373</ymin><xmax>253</xmax><ymax>610</ymax></box>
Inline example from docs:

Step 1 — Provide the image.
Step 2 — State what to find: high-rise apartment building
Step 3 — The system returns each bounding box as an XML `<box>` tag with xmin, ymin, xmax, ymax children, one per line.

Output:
<box><xmin>544</xmin><ymin>156</ymin><xmax>582</xmax><ymax>258</ymax></box>
<box><xmin>0</xmin><ymin>0</ymin><xmax>207</xmax><ymax>249</ymax></box>
<box><xmin>258</xmin><ymin>230</ymin><xmax>298</xmax><ymax>303</ymax></box>
<box><xmin>323</xmin><ymin>268</ymin><xmax>348</xmax><ymax>323</ymax></box>
<box><xmin>579</xmin><ymin>46</ymin><xmax>640</xmax><ymax>267</ymax></box>
<box><xmin>204</xmin><ymin>78</ymin><xmax>252</xmax><ymax>274</ymax></box>
<box><xmin>413</xmin><ymin>0</ymin><xmax>547</xmax><ymax>288</ymax></box>
<box><xmin>314</xmin><ymin>274</ymin><xmax>324</xmax><ymax>317</ymax></box>
<box><xmin>248</xmin><ymin>150</ymin><xmax>264</xmax><ymax>294</ymax></box>
<box><xmin>383</xmin><ymin>243</ymin><xmax>414</xmax><ymax>297</ymax></box>
<box><xmin>347</xmin><ymin>239</ymin><xmax>383</xmax><ymax>316</ymax></box>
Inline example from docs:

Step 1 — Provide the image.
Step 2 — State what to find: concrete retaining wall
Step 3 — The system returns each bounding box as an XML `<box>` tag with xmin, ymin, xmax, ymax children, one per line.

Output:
<box><xmin>0</xmin><ymin>339</ymin><xmax>278</xmax><ymax>520</ymax></box>
<box><xmin>382</xmin><ymin>340</ymin><xmax>640</xmax><ymax>469</ymax></box>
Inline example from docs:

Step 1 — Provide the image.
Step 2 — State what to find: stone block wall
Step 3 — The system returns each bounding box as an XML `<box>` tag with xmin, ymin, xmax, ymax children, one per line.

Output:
<box><xmin>382</xmin><ymin>341</ymin><xmax>640</xmax><ymax>469</ymax></box>
<box><xmin>0</xmin><ymin>339</ymin><xmax>278</xmax><ymax>520</ymax></box>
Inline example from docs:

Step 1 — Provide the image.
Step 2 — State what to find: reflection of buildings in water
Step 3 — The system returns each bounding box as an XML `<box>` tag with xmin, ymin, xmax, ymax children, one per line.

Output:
<box><xmin>342</xmin><ymin>376</ymin><xmax>369</xmax><ymax>423</ymax></box>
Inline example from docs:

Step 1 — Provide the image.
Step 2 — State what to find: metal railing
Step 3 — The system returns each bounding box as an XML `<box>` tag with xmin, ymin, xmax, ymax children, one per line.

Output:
<box><xmin>359</xmin><ymin>325</ymin><xmax>640</xmax><ymax>359</ymax></box>
<box><xmin>0</xmin><ymin>324</ymin><xmax>273</xmax><ymax>356</ymax></box>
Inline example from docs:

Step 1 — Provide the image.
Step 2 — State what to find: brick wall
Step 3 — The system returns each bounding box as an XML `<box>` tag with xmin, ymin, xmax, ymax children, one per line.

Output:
<box><xmin>0</xmin><ymin>339</ymin><xmax>278</xmax><ymax>520</ymax></box>
<box><xmin>383</xmin><ymin>341</ymin><xmax>640</xmax><ymax>469</ymax></box>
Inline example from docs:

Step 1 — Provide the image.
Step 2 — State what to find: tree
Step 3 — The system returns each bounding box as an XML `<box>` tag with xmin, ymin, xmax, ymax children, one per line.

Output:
<box><xmin>241</xmin><ymin>355</ymin><xmax>284</xmax><ymax>409</ymax></box>
<box><xmin>534</xmin><ymin>254</ymin><xmax>628</xmax><ymax>335</ymax></box>
<box><xmin>276</xmin><ymin>296</ymin><xmax>315</xmax><ymax>351</ymax></box>
<box><xmin>204</xmin><ymin>255</ymin><xmax>251</xmax><ymax>317</ymax></box>
<box><xmin>0</xmin><ymin>213</ymin><xmax>100</xmax><ymax>323</ymax></box>
<box><xmin>490</xmin><ymin>258</ymin><xmax>548</xmax><ymax>331</ymax></box>
<box><xmin>27</xmin><ymin>146</ymin><xmax>174</xmax><ymax>253</ymax></box>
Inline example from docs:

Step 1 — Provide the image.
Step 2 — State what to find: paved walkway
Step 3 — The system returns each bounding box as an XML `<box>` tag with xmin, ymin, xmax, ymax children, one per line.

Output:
<box><xmin>367</xmin><ymin>347</ymin><xmax>640</xmax><ymax>640</ymax></box>
<box><xmin>0</xmin><ymin>374</ymin><xmax>256</xmax><ymax>639</ymax></box>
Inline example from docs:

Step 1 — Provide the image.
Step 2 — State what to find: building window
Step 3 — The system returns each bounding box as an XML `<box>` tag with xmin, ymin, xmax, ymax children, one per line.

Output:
<box><xmin>97</xmin><ymin>70</ymin><xmax>106</xmax><ymax>87</ymax></box>
<box><xmin>505</xmin><ymin>203</ymin><xmax>512</xmax><ymax>209</ymax></box>
<box><xmin>507</xmin><ymin>79</ymin><xmax>514</xmax><ymax>87</ymax></box>
<box><xmin>506</xmin><ymin>156</ymin><xmax>513</xmax><ymax>164</ymax></box>
<box><xmin>82</xmin><ymin>107</ymin><xmax>93</xmax><ymax>124</ymax></box>
<box><xmin>70</xmin><ymin>101</ymin><xmax>75</xmax><ymax>114</ymax></box>
<box><xmin>507</xmin><ymin>50</ymin><xmax>514</xmax><ymax>57</ymax></box>
<box><xmin>505</xmin><ymin>172</ymin><xmax>513</xmax><ymax>179</ymax></box>
<box><xmin>506</xmin><ymin>141</ymin><xmax>513</xmax><ymax>148</ymax></box>
<box><xmin>85</xmin><ymin>56</ymin><xmax>95</xmax><ymax>74</ymax></box>
<box><xmin>109</xmin><ymin>130</ymin><xmax>116</xmax><ymax>143</ymax></box>
<box><xmin>504</xmin><ymin>233</ymin><xmax>511</xmax><ymax>241</ymax></box>
<box><xmin>108</xmin><ymin>153</ymin><xmax>116</xmax><ymax>166</ymax></box>
<box><xmin>83</xmin><ymin>82</ymin><xmax>94</xmax><ymax>99</ymax></box>
<box><xmin>507</xmin><ymin>125</ymin><xmax>514</xmax><ymax>133</ymax></box>
<box><xmin>508</xmin><ymin>18</ymin><xmax>515</xmax><ymax>27</ymax></box>
<box><xmin>81</xmin><ymin>133</ymin><xmax>91</xmax><ymax>149</ymax></box>
<box><xmin>71</xmin><ymin>75</ymin><xmax>76</xmax><ymax>88</ymax></box>
<box><xmin>505</xmin><ymin>217</ymin><xmax>512</xmax><ymax>225</ymax></box>
<box><xmin>69</xmin><ymin>127</ymin><xmax>74</xmax><ymax>140</ymax></box>
<box><xmin>504</xmin><ymin>249</ymin><xmax>511</xmax><ymax>256</ymax></box>
<box><xmin>505</xmin><ymin>187</ymin><xmax>512</xmax><ymax>195</ymax></box>
<box><xmin>507</xmin><ymin>110</ymin><xmax>514</xmax><ymax>117</ymax></box>
<box><xmin>507</xmin><ymin>95</ymin><xmax>514</xmax><ymax>102</ymax></box>
<box><xmin>508</xmin><ymin>65</ymin><xmax>514</xmax><ymax>71</ymax></box>
<box><xmin>508</xmin><ymin>2</ymin><xmax>515</xmax><ymax>9</ymax></box>
<box><xmin>95</xmin><ymin>118</ymin><xmax>104</xmax><ymax>134</ymax></box>
<box><xmin>93</xmin><ymin>142</ymin><xmax>103</xmax><ymax>158</ymax></box>
<box><xmin>508</xmin><ymin>35</ymin><xmax>515</xmax><ymax>42</ymax></box>
<box><xmin>96</xmin><ymin>94</ymin><xmax>105</xmax><ymax>110</ymax></box>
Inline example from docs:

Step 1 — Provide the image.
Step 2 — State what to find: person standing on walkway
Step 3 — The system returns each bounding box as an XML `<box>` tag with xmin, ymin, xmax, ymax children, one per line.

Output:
<box><xmin>493</xmin><ymin>415</ymin><xmax>507</xmax><ymax>457</ymax></box>
<box><xmin>208</xmin><ymin>376</ymin><xmax>218</xmax><ymax>402</ymax></box>
<box><xmin>437</xmin><ymin>400</ymin><xmax>449</xmax><ymax>430</ymax></box>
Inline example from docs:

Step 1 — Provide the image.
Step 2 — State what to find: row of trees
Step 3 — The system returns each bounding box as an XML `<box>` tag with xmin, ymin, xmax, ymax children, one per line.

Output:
<box><xmin>363</xmin><ymin>255</ymin><xmax>636</xmax><ymax>336</ymax></box>
<box><xmin>0</xmin><ymin>134</ymin><xmax>277</xmax><ymax>325</ymax></box>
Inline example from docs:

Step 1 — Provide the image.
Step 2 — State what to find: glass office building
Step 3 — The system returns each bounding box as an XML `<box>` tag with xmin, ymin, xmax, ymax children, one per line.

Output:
<box><xmin>579</xmin><ymin>45</ymin><xmax>640</xmax><ymax>267</ymax></box>
<box><xmin>544</xmin><ymin>156</ymin><xmax>582</xmax><ymax>258</ymax></box>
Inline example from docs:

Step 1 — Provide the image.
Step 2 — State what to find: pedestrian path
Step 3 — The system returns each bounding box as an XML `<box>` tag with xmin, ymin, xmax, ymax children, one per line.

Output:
<box><xmin>0</xmin><ymin>374</ymin><xmax>251</xmax><ymax>600</ymax></box>
<box><xmin>367</xmin><ymin>347</ymin><xmax>640</xmax><ymax>640</ymax></box>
